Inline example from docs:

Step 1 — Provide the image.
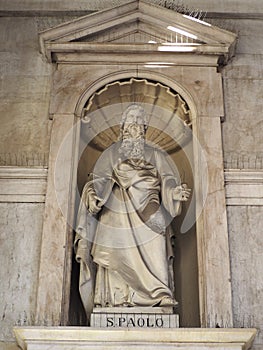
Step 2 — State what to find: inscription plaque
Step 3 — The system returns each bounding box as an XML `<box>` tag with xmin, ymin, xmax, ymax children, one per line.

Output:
<box><xmin>90</xmin><ymin>307</ymin><xmax>179</xmax><ymax>328</ymax></box>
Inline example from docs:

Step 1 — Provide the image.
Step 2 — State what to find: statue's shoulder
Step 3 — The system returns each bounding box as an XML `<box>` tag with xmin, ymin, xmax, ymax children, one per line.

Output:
<box><xmin>145</xmin><ymin>143</ymin><xmax>166</xmax><ymax>157</ymax></box>
<box><xmin>99</xmin><ymin>141</ymin><xmax>121</xmax><ymax>158</ymax></box>
<box><xmin>93</xmin><ymin>141</ymin><xmax>121</xmax><ymax>174</ymax></box>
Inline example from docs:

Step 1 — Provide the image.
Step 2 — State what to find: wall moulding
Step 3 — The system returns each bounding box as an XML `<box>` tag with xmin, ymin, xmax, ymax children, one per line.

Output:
<box><xmin>0</xmin><ymin>166</ymin><xmax>47</xmax><ymax>203</ymax></box>
<box><xmin>225</xmin><ymin>169</ymin><xmax>263</xmax><ymax>206</ymax></box>
<box><xmin>1</xmin><ymin>167</ymin><xmax>260</xmax><ymax>206</ymax></box>
<box><xmin>51</xmin><ymin>48</ymin><xmax>221</xmax><ymax>67</ymax></box>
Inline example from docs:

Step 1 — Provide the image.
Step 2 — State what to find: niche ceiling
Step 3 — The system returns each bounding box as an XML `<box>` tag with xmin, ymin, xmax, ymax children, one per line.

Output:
<box><xmin>81</xmin><ymin>78</ymin><xmax>192</xmax><ymax>154</ymax></box>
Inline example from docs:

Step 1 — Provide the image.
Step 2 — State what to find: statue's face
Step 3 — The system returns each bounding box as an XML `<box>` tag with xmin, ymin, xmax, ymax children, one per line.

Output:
<box><xmin>125</xmin><ymin>108</ymin><xmax>145</xmax><ymax>125</ymax></box>
<box><xmin>122</xmin><ymin>108</ymin><xmax>146</xmax><ymax>140</ymax></box>
<box><xmin>123</xmin><ymin>123</ymin><xmax>144</xmax><ymax>140</ymax></box>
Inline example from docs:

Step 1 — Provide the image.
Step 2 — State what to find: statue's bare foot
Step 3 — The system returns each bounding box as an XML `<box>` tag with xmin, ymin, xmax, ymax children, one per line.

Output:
<box><xmin>159</xmin><ymin>297</ymin><xmax>178</xmax><ymax>307</ymax></box>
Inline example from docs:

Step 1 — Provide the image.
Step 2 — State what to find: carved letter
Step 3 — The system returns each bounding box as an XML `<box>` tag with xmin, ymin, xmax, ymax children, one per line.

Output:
<box><xmin>118</xmin><ymin>317</ymin><xmax>126</xmax><ymax>327</ymax></box>
<box><xmin>127</xmin><ymin>317</ymin><xmax>136</xmax><ymax>327</ymax></box>
<box><xmin>146</xmin><ymin>317</ymin><xmax>154</xmax><ymax>327</ymax></box>
<box><xmin>156</xmin><ymin>317</ymin><xmax>164</xmax><ymax>328</ymax></box>
<box><xmin>106</xmin><ymin>317</ymin><xmax>114</xmax><ymax>327</ymax></box>
<box><xmin>137</xmin><ymin>317</ymin><xmax>145</xmax><ymax>327</ymax></box>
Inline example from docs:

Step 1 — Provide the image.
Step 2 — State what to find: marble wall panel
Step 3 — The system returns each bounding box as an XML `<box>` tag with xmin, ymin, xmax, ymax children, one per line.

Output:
<box><xmin>0</xmin><ymin>17</ymin><xmax>52</xmax><ymax>161</ymax></box>
<box><xmin>227</xmin><ymin>206</ymin><xmax>263</xmax><ymax>349</ymax></box>
<box><xmin>222</xmin><ymin>76</ymin><xmax>263</xmax><ymax>157</ymax></box>
<box><xmin>0</xmin><ymin>203</ymin><xmax>44</xmax><ymax>341</ymax></box>
<box><xmin>0</xmin><ymin>101</ymin><xmax>51</xmax><ymax>156</ymax></box>
<box><xmin>197</xmin><ymin>18</ymin><xmax>263</xmax><ymax>162</ymax></box>
<box><xmin>219</xmin><ymin>19</ymin><xmax>263</xmax><ymax>162</ymax></box>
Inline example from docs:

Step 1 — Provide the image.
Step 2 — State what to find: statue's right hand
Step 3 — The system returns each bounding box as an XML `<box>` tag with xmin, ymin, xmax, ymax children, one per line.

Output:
<box><xmin>87</xmin><ymin>195</ymin><xmax>102</xmax><ymax>215</ymax></box>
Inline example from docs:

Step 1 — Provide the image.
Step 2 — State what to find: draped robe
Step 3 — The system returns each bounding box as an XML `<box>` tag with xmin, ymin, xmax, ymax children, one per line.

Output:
<box><xmin>75</xmin><ymin>142</ymin><xmax>182</xmax><ymax>317</ymax></box>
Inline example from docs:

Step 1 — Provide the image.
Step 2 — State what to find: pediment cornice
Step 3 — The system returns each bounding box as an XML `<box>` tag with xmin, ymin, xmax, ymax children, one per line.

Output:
<box><xmin>39</xmin><ymin>0</ymin><xmax>237</xmax><ymax>65</ymax></box>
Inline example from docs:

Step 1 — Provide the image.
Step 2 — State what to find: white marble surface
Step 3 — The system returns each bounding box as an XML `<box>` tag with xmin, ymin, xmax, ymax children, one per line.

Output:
<box><xmin>35</xmin><ymin>114</ymin><xmax>76</xmax><ymax>326</ymax></box>
<box><xmin>193</xmin><ymin>116</ymin><xmax>233</xmax><ymax>327</ymax></box>
<box><xmin>221</xmin><ymin>19</ymin><xmax>263</xmax><ymax>159</ymax></box>
<box><xmin>91</xmin><ymin>313</ymin><xmax>179</xmax><ymax>328</ymax></box>
<box><xmin>227</xmin><ymin>206</ymin><xmax>263</xmax><ymax>348</ymax></box>
<box><xmin>0</xmin><ymin>203</ymin><xmax>44</xmax><ymax>341</ymax></box>
<box><xmin>0</xmin><ymin>17</ymin><xmax>52</xmax><ymax>161</ymax></box>
<box><xmin>13</xmin><ymin>327</ymin><xmax>257</xmax><ymax>350</ymax></box>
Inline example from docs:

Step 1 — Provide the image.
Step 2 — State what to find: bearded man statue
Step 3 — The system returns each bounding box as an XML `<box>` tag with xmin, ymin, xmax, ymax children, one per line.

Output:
<box><xmin>75</xmin><ymin>104</ymin><xmax>191</xmax><ymax>320</ymax></box>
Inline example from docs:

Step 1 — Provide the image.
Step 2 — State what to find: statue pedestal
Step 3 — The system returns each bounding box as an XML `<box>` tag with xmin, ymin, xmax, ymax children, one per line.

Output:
<box><xmin>90</xmin><ymin>307</ymin><xmax>179</xmax><ymax>328</ymax></box>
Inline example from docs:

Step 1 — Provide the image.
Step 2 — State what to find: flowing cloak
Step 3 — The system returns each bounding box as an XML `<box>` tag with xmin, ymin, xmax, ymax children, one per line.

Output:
<box><xmin>75</xmin><ymin>142</ymin><xmax>182</xmax><ymax>316</ymax></box>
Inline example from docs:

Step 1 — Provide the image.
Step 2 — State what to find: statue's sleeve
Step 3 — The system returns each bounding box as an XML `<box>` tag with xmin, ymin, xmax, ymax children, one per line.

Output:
<box><xmin>74</xmin><ymin>144</ymin><xmax>117</xmax><ymax>269</ymax></box>
<box><xmin>74</xmin><ymin>174</ymin><xmax>104</xmax><ymax>320</ymax></box>
<box><xmin>74</xmin><ymin>146</ymin><xmax>116</xmax><ymax>318</ymax></box>
<box><xmin>74</xmin><ymin>193</ymin><xmax>97</xmax><ymax>320</ymax></box>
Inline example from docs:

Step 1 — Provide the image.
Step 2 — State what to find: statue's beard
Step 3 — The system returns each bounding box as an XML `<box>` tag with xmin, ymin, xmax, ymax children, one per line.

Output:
<box><xmin>119</xmin><ymin>124</ymin><xmax>145</xmax><ymax>159</ymax></box>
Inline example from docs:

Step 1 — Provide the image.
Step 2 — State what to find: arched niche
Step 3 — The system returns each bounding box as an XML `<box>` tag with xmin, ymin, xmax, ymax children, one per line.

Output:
<box><xmin>36</xmin><ymin>0</ymin><xmax>236</xmax><ymax>330</ymax></box>
<box><xmin>69</xmin><ymin>77</ymin><xmax>199</xmax><ymax>327</ymax></box>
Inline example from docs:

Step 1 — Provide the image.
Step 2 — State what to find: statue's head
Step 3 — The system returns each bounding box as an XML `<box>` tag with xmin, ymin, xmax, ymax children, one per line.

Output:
<box><xmin>120</xmin><ymin>104</ymin><xmax>148</xmax><ymax>132</ymax></box>
<box><xmin>119</xmin><ymin>104</ymin><xmax>148</xmax><ymax>158</ymax></box>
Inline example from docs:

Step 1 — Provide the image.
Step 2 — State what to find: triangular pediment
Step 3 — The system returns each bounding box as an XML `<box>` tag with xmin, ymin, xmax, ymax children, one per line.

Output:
<box><xmin>39</xmin><ymin>0</ymin><xmax>237</xmax><ymax>64</ymax></box>
<box><xmin>69</xmin><ymin>16</ymin><xmax>205</xmax><ymax>46</ymax></box>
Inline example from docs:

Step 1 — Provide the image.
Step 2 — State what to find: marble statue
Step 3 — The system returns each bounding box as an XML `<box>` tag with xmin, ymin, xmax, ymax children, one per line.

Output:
<box><xmin>75</xmin><ymin>104</ymin><xmax>191</xmax><ymax>319</ymax></box>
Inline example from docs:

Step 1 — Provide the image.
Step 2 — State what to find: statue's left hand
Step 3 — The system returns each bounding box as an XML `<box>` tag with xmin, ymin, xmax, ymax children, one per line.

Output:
<box><xmin>88</xmin><ymin>195</ymin><xmax>103</xmax><ymax>215</ymax></box>
<box><xmin>173</xmin><ymin>184</ymin><xmax>191</xmax><ymax>201</ymax></box>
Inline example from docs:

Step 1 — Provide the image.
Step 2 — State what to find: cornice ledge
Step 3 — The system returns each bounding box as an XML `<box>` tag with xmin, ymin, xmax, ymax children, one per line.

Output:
<box><xmin>0</xmin><ymin>166</ymin><xmax>48</xmax><ymax>179</ymax></box>
<box><xmin>46</xmin><ymin>42</ymin><xmax>230</xmax><ymax>66</ymax></box>
<box><xmin>224</xmin><ymin>169</ymin><xmax>263</xmax><ymax>184</ymax></box>
<box><xmin>0</xmin><ymin>166</ymin><xmax>48</xmax><ymax>203</ymax></box>
<box><xmin>225</xmin><ymin>169</ymin><xmax>263</xmax><ymax>206</ymax></box>
<box><xmin>13</xmin><ymin>327</ymin><xmax>257</xmax><ymax>350</ymax></box>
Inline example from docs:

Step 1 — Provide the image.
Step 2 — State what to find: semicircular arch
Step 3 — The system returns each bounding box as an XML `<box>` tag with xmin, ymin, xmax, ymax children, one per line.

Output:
<box><xmin>74</xmin><ymin>70</ymin><xmax>197</xmax><ymax>119</ymax></box>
